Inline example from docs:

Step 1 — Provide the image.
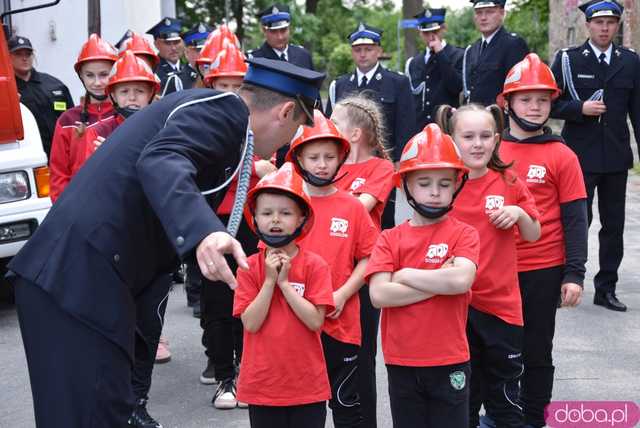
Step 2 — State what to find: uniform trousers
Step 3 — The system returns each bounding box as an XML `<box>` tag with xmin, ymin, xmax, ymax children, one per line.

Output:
<box><xmin>387</xmin><ymin>362</ymin><xmax>471</xmax><ymax>428</ymax></box>
<box><xmin>357</xmin><ymin>284</ymin><xmax>381</xmax><ymax>428</ymax></box>
<box><xmin>518</xmin><ymin>266</ymin><xmax>564</xmax><ymax>428</ymax></box>
<box><xmin>200</xmin><ymin>215</ymin><xmax>254</xmax><ymax>381</ymax></box>
<box><xmin>15</xmin><ymin>277</ymin><xmax>134</xmax><ymax>427</ymax></box>
<box><xmin>248</xmin><ymin>401</ymin><xmax>326</xmax><ymax>428</ymax></box>
<box><xmin>584</xmin><ymin>171</ymin><xmax>627</xmax><ymax>294</ymax></box>
<box><xmin>467</xmin><ymin>307</ymin><xmax>524</xmax><ymax>428</ymax></box>
<box><xmin>322</xmin><ymin>332</ymin><xmax>363</xmax><ymax>427</ymax></box>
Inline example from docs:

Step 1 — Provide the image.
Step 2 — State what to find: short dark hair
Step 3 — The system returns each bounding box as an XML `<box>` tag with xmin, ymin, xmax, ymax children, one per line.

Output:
<box><xmin>239</xmin><ymin>83</ymin><xmax>304</xmax><ymax>120</ymax></box>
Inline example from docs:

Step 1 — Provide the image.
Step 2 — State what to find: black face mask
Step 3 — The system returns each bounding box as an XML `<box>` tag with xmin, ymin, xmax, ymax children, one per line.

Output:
<box><xmin>507</xmin><ymin>107</ymin><xmax>545</xmax><ymax>133</ymax></box>
<box><xmin>293</xmin><ymin>156</ymin><xmax>348</xmax><ymax>188</ymax></box>
<box><xmin>254</xmin><ymin>217</ymin><xmax>307</xmax><ymax>248</ymax></box>
<box><xmin>403</xmin><ymin>174</ymin><xmax>468</xmax><ymax>220</ymax></box>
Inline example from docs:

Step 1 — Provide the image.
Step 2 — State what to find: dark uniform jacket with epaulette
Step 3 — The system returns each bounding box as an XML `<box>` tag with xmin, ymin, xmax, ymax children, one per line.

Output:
<box><xmin>326</xmin><ymin>64</ymin><xmax>416</xmax><ymax>161</ymax></box>
<box><xmin>155</xmin><ymin>57</ymin><xmax>195</xmax><ymax>96</ymax></box>
<box><xmin>8</xmin><ymin>89</ymin><xmax>248</xmax><ymax>361</ymax></box>
<box><xmin>16</xmin><ymin>69</ymin><xmax>74</xmax><ymax>157</ymax></box>
<box><xmin>463</xmin><ymin>26</ymin><xmax>529</xmax><ymax>106</ymax></box>
<box><xmin>406</xmin><ymin>44</ymin><xmax>464</xmax><ymax>130</ymax></box>
<box><xmin>249</xmin><ymin>42</ymin><xmax>314</xmax><ymax>70</ymax></box>
<box><xmin>550</xmin><ymin>40</ymin><xmax>640</xmax><ymax>174</ymax></box>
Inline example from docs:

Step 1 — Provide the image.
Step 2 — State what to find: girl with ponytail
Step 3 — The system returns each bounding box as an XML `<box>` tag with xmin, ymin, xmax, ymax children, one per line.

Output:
<box><xmin>437</xmin><ymin>102</ymin><xmax>541</xmax><ymax>428</ymax></box>
<box><xmin>49</xmin><ymin>34</ymin><xmax>118</xmax><ymax>202</ymax></box>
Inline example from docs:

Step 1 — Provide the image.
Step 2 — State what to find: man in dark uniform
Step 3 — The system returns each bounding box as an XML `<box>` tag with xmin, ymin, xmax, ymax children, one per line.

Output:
<box><xmin>405</xmin><ymin>9</ymin><xmax>464</xmax><ymax>130</ymax></box>
<box><xmin>8</xmin><ymin>58</ymin><xmax>325</xmax><ymax>427</ymax></box>
<box><xmin>551</xmin><ymin>0</ymin><xmax>640</xmax><ymax>312</ymax></box>
<box><xmin>147</xmin><ymin>17</ymin><xmax>193</xmax><ymax>96</ymax></box>
<box><xmin>183</xmin><ymin>23</ymin><xmax>213</xmax><ymax>89</ymax></box>
<box><xmin>249</xmin><ymin>3</ymin><xmax>315</xmax><ymax>167</ymax></box>
<box><xmin>462</xmin><ymin>0</ymin><xmax>529</xmax><ymax>105</ymax></box>
<box><xmin>9</xmin><ymin>35</ymin><xmax>73</xmax><ymax>157</ymax></box>
<box><xmin>325</xmin><ymin>22</ymin><xmax>415</xmax><ymax>428</ymax></box>
<box><xmin>249</xmin><ymin>3</ymin><xmax>314</xmax><ymax>69</ymax></box>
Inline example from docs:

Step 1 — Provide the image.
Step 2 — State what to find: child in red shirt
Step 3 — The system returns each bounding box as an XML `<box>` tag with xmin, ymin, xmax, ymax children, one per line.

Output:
<box><xmin>437</xmin><ymin>103</ymin><xmax>541</xmax><ymax>428</ymax></box>
<box><xmin>234</xmin><ymin>163</ymin><xmax>334</xmax><ymax>428</ymax></box>
<box><xmin>497</xmin><ymin>54</ymin><xmax>587</xmax><ymax>428</ymax></box>
<box><xmin>365</xmin><ymin>124</ymin><xmax>480</xmax><ymax>428</ymax></box>
<box><xmin>49</xmin><ymin>34</ymin><xmax>117</xmax><ymax>202</ymax></box>
<box><xmin>331</xmin><ymin>94</ymin><xmax>394</xmax><ymax>426</ymax></box>
<box><xmin>286</xmin><ymin>110</ymin><xmax>378</xmax><ymax>428</ymax></box>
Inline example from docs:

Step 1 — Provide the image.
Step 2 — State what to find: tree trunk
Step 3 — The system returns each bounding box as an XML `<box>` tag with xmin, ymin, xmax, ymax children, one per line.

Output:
<box><xmin>402</xmin><ymin>0</ymin><xmax>421</xmax><ymax>62</ymax></box>
<box><xmin>87</xmin><ymin>0</ymin><xmax>101</xmax><ymax>37</ymax></box>
<box><xmin>306</xmin><ymin>0</ymin><xmax>320</xmax><ymax>14</ymax></box>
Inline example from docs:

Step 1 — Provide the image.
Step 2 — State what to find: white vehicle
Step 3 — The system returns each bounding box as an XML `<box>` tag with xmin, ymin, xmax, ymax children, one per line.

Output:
<box><xmin>0</xmin><ymin>104</ymin><xmax>51</xmax><ymax>295</ymax></box>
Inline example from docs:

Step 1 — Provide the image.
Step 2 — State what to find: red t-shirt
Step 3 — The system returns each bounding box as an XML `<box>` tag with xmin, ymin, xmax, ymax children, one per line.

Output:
<box><xmin>336</xmin><ymin>157</ymin><xmax>395</xmax><ymax>230</ymax></box>
<box><xmin>500</xmin><ymin>139</ymin><xmax>587</xmax><ymax>272</ymax></box>
<box><xmin>364</xmin><ymin>217</ymin><xmax>480</xmax><ymax>367</ymax></box>
<box><xmin>450</xmin><ymin>169</ymin><xmax>539</xmax><ymax>326</ymax></box>
<box><xmin>217</xmin><ymin>155</ymin><xmax>261</xmax><ymax>215</ymax></box>
<box><xmin>299</xmin><ymin>190</ymin><xmax>378</xmax><ymax>345</ymax></box>
<box><xmin>233</xmin><ymin>248</ymin><xmax>335</xmax><ymax>406</ymax></box>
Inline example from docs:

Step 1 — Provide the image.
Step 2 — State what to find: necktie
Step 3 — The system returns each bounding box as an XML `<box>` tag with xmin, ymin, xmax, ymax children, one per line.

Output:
<box><xmin>599</xmin><ymin>52</ymin><xmax>607</xmax><ymax>65</ymax></box>
<box><xmin>279</xmin><ymin>53</ymin><xmax>287</xmax><ymax>61</ymax></box>
<box><xmin>359</xmin><ymin>75</ymin><xmax>368</xmax><ymax>89</ymax></box>
<box><xmin>480</xmin><ymin>40</ymin><xmax>488</xmax><ymax>56</ymax></box>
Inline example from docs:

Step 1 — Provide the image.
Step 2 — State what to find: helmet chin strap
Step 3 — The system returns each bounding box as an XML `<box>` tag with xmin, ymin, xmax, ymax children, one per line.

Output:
<box><xmin>253</xmin><ymin>217</ymin><xmax>307</xmax><ymax>248</ymax></box>
<box><xmin>506</xmin><ymin>106</ymin><xmax>545</xmax><ymax>133</ymax></box>
<box><xmin>402</xmin><ymin>174</ymin><xmax>468</xmax><ymax>220</ymax></box>
<box><xmin>293</xmin><ymin>156</ymin><xmax>348</xmax><ymax>187</ymax></box>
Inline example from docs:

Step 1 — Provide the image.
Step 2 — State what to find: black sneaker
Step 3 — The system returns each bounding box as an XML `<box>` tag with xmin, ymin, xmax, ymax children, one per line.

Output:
<box><xmin>200</xmin><ymin>359</ymin><xmax>218</xmax><ymax>385</ymax></box>
<box><xmin>128</xmin><ymin>398</ymin><xmax>163</xmax><ymax>428</ymax></box>
<box><xmin>212</xmin><ymin>378</ymin><xmax>238</xmax><ymax>409</ymax></box>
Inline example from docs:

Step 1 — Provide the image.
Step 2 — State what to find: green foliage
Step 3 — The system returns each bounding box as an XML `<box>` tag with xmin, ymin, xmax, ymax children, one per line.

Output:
<box><xmin>445</xmin><ymin>7</ymin><xmax>480</xmax><ymax>49</ymax></box>
<box><xmin>505</xmin><ymin>0</ymin><xmax>549</xmax><ymax>59</ymax></box>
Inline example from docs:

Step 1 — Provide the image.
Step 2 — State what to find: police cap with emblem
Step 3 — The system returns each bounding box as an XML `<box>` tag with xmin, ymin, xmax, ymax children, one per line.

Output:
<box><xmin>414</xmin><ymin>9</ymin><xmax>446</xmax><ymax>32</ymax></box>
<box><xmin>579</xmin><ymin>0</ymin><xmax>623</xmax><ymax>20</ymax></box>
<box><xmin>8</xmin><ymin>35</ymin><xmax>33</xmax><ymax>53</ymax></box>
<box><xmin>244</xmin><ymin>57</ymin><xmax>325</xmax><ymax>126</ymax></box>
<box><xmin>470</xmin><ymin>0</ymin><xmax>507</xmax><ymax>8</ymax></box>
<box><xmin>146</xmin><ymin>17</ymin><xmax>183</xmax><ymax>41</ymax></box>
<box><xmin>182</xmin><ymin>23</ymin><xmax>214</xmax><ymax>48</ymax></box>
<box><xmin>349</xmin><ymin>22</ymin><xmax>383</xmax><ymax>46</ymax></box>
<box><xmin>258</xmin><ymin>4</ymin><xmax>291</xmax><ymax>30</ymax></box>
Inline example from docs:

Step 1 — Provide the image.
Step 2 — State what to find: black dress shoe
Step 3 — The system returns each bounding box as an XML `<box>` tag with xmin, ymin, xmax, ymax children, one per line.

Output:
<box><xmin>594</xmin><ymin>292</ymin><xmax>627</xmax><ymax>312</ymax></box>
<box><xmin>128</xmin><ymin>398</ymin><xmax>163</xmax><ymax>428</ymax></box>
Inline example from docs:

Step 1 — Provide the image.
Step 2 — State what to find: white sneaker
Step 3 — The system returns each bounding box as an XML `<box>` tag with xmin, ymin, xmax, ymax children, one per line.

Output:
<box><xmin>212</xmin><ymin>378</ymin><xmax>238</xmax><ymax>409</ymax></box>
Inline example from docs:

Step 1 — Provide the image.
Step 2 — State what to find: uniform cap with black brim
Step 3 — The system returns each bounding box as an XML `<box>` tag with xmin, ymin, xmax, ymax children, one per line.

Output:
<box><xmin>470</xmin><ymin>0</ymin><xmax>506</xmax><ymax>8</ymax></box>
<box><xmin>349</xmin><ymin>22</ymin><xmax>383</xmax><ymax>46</ymax></box>
<box><xmin>258</xmin><ymin>3</ymin><xmax>291</xmax><ymax>30</ymax></box>
<box><xmin>414</xmin><ymin>9</ymin><xmax>446</xmax><ymax>32</ymax></box>
<box><xmin>8</xmin><ymin>36</ymin><xmax>33</xmax><ymax>53</ymax></box>
<box><xmin>244</xmin><ymin>57</ymin><xmax>326</xmax><ymax>126</ymax></box>
<box><xmin>146</xmin><ymin>17</ymin><xmax>183</xmax><ymax>41</ymax></box>
<box><xmin>182</xmin><ymin>23</ymin><xmax>214</xmax><ymax>48</ymax></box>
<box><xmin>578</xmin><ymin>0</ymin><xmax>623</xmax><ymax>20</ymax></box>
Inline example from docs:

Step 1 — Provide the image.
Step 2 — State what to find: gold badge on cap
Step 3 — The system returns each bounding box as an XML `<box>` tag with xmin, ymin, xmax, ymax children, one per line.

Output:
<box><xmin>358</xmin><ymin>22</ymin><xmax>366</xmax><ymax>32</ymax></box>
<box><xmin>164</xmin><ymin>18</ymin><xmax>171</xmax><ymax>26</ymax></box>
<box><xmin>18</xmin><ymin>38</ymin><xmax>24</xmax><ymax>44</ymax></box>
<box><xmin>425</xmin><ymin>9</ymin><xmax>432</xmax><ymax>17</ymax></box>
<box><xmin>198</xmin><ymin>23</ymin><xmax>206</xmax><ymax>33</ymax></box>
<box><xmin>272</xmin><ymin>6</ymin><xmax>279</xmax><ymax>14</ymax></box>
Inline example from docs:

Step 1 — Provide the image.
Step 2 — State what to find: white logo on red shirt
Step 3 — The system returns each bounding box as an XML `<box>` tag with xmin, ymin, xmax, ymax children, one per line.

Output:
<box><xmin>526</xmin><ymin>164</ymin><xmax>546</xmax><ymax>183</ymax></box>
<box><xmin>290</xmin><ymin>282</ymin><xmax>305</xmax><ymax>297</ymax></box>
<box><xmin>425</xmin><ymin>243</ymin><xmax>449</xmax><ymax>264</ymax></box>
<box><xmin>330</xmin><ymin>217</ymin><xmax>349</xmax><ymax>238</ymax></box>
<box><xmin>350</xmin><ymin>177</ymin><xmax>366</xmax><ymax>192</ymax></box>
<box><xmin>485</xmin><ymin>195</ymin><xmax>505</xmax><ymax>212</ymax></box>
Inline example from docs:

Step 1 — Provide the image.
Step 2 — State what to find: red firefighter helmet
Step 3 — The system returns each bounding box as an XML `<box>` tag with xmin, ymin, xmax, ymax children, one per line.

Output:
<box><xmin>203</xmin><ymin>42</ymin><xmax>248</xmax><ymax>86</ymax></box>
<box><xmin>393</xmin><ymin>123</ymin><xmax>468</xmax><ymax>187</ymax></box>
<box><xmin>195</xmin><ymin>24</ymin><xmax>240</xmax><ymax>70</ymax></box>
<box><xmin>285</xmin><ymin>110</ymin><xmax>351</xmax><ymax>174</ymax></box>
<box><xmin>245</xmin><ymin>162</ymin><xmax>315</xmax><ymax>241</ymax></box>
<box><xmin>74</xmin><ymin>33</ymin><xmax>118</xmax><ymax>72</ymax></box>
<box><xmin>497</xmin><ymin>53</ymin><xmax>561</xmax><ymax>108</ymax></box>
<box><xmin>106</xmin><ymin>50</ymin><xmax>161</xmax><ymax>96</ymax></box>
<box><xmin>118</xmin><ymin>32</ymin><xmax>160</xmax><ymax>69</ymax></box>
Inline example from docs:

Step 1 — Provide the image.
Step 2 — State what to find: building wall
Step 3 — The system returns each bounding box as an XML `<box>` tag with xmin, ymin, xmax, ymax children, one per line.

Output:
<box><xmin>4</xmin><ymin>0</ymin><xmax>172</xmax><ymax>102</ymax></box>
<box><xmin>549</xmin><ymin>0</ymin><xmax>639</xmax><ymax>62</ymax></box>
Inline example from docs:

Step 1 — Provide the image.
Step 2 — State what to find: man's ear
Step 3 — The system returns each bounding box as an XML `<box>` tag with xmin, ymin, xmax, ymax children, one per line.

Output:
<box><xmin>277</xmin><ymin>100</ymin><xmax>297</xmax><ymax>123</ymax></box>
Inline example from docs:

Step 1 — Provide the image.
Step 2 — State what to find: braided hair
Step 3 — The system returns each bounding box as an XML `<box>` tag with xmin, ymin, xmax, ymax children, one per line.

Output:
<box><xmin>435</xmin><ymin>103</ymin><xmax>513</xmax><ymax>179</ymax></box>
<box><xmin>334</xmin><ymin>94</ymin><xmax>390</xmax><ymax>161</ymax></box>
<box><xmin>74</xmin><ymin>94</ymin><xmax>91</xmax><ymax>138</ymax></box>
